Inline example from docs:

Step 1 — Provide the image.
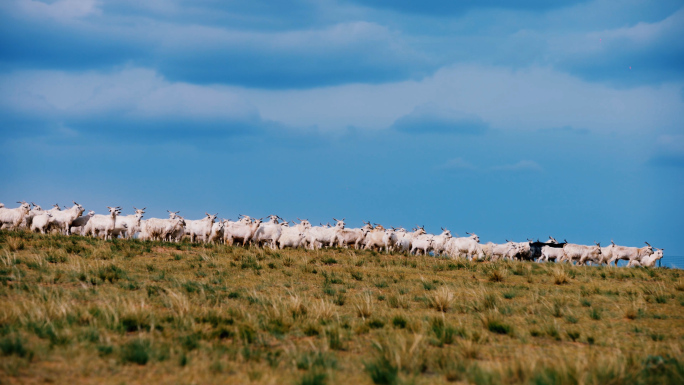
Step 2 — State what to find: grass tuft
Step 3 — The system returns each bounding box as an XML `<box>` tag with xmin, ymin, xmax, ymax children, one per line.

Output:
<box><xmin>488</xmin><ymin>267</ymin><xmax>507</xmax><ymax>282</ymax></box>
<box><xmin>552</xmin><ymin>267</ymin><xmax>569</xmax><ymax>285</ymax></box>
<box><xmin>365</xmin><ymin>356</ymin><xmax>399</xmax><ymax>385</ymax></box>
<box><xmin>481</xmin><ymin>313</ymin><xmax>512</xmax><ymax>335</ymax></box>
<box><xmin>0</xmin><ymin>334</ymin><xmax>31</xmax><ymax>358</ymax></box>
<box><xmin>428</xmin><ymin>286</ymin><xmax>455</xmax><ymax>313</ymax></box>
<box><xmin>354</xmin><ymin>293</ymin><xmax>373</xmax><ymax>319</ymax></box>
<box><xmin>120</xmin><ymin>339</ymin><xmax>152</xmax><ymax>365</ymax></box>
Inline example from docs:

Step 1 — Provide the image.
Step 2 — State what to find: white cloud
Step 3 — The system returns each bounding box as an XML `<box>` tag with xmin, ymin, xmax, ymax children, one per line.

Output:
<box><xmin>2</xmin><ymin>64</ymin><xmax>682</xmax><ymax>136</ymax></box>
<box><xmin>0</xmin><ymin>67</ymin><xmax>258</xmax><ymax>122</ymax></box>
<box><xmin>151</xmin><ymin>20</ymin><xmax>408</xmax><ymax>57</ymax></box>
<box><xmin>656</xmin><ymin>134</ymin><xmax>684</xmax><ymax>154</ymax></box>
<box><xmin>491</xmin><ymin>160</ymin><xmax>543</xmax><ymax>172</ymax></box>
<box><xmin>243</xmin><ymin>64</ymin><xmax>684</xmax><ymax>133</ymax></box>
<box><xmin>11</xmin><ymin>0</ymin><xmax>101</xmax><ymax>20</ymax></box>
<box><xmin>597</xmin><ymin>8</ymin><xmax>684</xmax><ymax>44</ymax></box>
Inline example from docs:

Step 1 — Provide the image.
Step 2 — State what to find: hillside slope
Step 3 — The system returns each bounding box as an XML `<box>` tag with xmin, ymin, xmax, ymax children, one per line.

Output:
<box><xmin>0</xmin><ymin>231</ymin><xmax>682</xmax><ymax>384</ymax></box>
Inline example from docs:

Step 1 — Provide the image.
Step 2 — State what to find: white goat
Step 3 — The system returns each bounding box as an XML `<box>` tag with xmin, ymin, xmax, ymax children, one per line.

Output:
<box><xmin>224</xmin><ymin>217</ymin><xmax>262</xmax><ymax>246</ymax></box>
<box><xmin>30</xmin><ymin>211</ymin><xmax>53</xmax><ymax>234</ymax></box>
<box><xmin>411</xmin><ymin>234</ymin><xmax>434</xmax><ymax>256</ymax></box>
<box><xmin>306</xmin><ymin>219</ymin><xmax>344</xmax><ymax>250</ymax></box>
<box><xmin>333</xmin><ymin>221</ymin><xmax>371</xmax><ymax>249</ymax></box>
<box><xmin>628</xmin><ymin>248</ymin><xmax>664</xmax><ymax>268</ymax></box>
<box><xmin>445</xmin><ymin>233</ymin><xmax>483</xmax><ymax>260</ymax></box>
<box><xmin>395</xmin><ymin>227</ymin><xmax>426</xmax><ymax>253</ymax></box>
<box><xmin>382</xmin><ymin>228</ymin><xmax>397</xmax><ymax>253</ymax></box>
<box><xmin>83</xmin><ymin>207</ymin><xmax>121</xmax><ymax>240</ymax></box>
<box><xmin>184</xmin><ymin>213</ymin><xmax>218</xmax><ymax>243</ymax></box>
<box><xmin>363</xmin><ymin>223</ymin><xmax>388</xmax><ymax>251</ymax></box>
<box><xmin>431</xmin><ymin>228</ymin><xmax>453</xmax><ymax>256</ymax></box>
<box><xmin>487</xmin><ymin>241</ymin><xmax>517</xmax><ymax>261</ymax></box>
<box><xmin>253</xmin><ymin>215</ymin><xmax>284</xmax><ymax>249</ymax></box>
<box><xmin>0</xmin><ymin>201</ymin><xmax>31</xmax><ymax>230</ymax></box>
<box><xmin>49</xmin><ymin>201</ymin><xmax>85</xmax><ymax>235</ymax></box>
<box><xmin>166</xmin><ymin>211</ymin><xmax>185</xmax><ymax>242</ymax></box>
<box><xmin>540</xmin><ymin>245</ymin><xmax>565</xmax><ymax>262</ymax></box>
<box><xmin>204</xmin><ymin>220</ymin><xmax>224</xmax><ymax>244</ymax></box>
<box><xmin>141</xmin><ymin>210</ymin><xmax>184</xmax><ymax>241</ymax></box>
<box><xmin>278</xmin><ymin>223</ymin><xmax>306</xmax><ymax>249</ymax></box>
<box><xmin>386</xmin><ymin>227</ymin><xmax>406</xmax><ymax>251</ymax></box>
<box><xmin>22</xmin><ymin>202</ymin><xmax>47</xmax><ymax>229</ymax></box>
<box><xmin>113</xmin><ymin>207</ymin><xmax>145</xmax><ymax>239</ymax></box>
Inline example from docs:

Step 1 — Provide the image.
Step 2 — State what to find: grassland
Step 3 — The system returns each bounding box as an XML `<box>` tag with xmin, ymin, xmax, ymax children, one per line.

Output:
<box><xmin>0</xmin><ymin>230</ymin><xmax>683</xmax><ymax>385</ymax></box>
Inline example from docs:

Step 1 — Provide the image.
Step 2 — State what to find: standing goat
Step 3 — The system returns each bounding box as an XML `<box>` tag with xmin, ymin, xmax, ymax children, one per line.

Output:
<box><xmin>49</xmin><ymin>202</ymin><xmax>85</xmax><ymax>235</ymax></box>
<box><xmin>224</xmin><ymin>216</ymin><xmax>262</xmax><ymax>246</ymax></box>
<box><xmin>83</xmin><ymin>207</ymin><xmax>121</xmax><ymax>240</ymax></box>
<box><xmin>184</xmin><ymin>213</ymin><xmax>218</xmax><ymax>243</ymax></box>
<box><xmin>113</xmin><ymin>207</ymin><xmax>146</xmax><ymax>239</ymax></box>
<box><xmin>30</xmin><ymin>211</ymin><xmax>53</xmax><ymax>234</ymax></box>
<box><xmin>0</xmin><ymin>201</ymin><xmax>31</xmax><ymax>230</ymax></box>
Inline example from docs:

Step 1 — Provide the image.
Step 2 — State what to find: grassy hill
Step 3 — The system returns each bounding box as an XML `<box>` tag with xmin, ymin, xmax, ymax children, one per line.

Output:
<box><xmin>0</xmin><ymin>230</ymin><xmax>682</xmax><ymax>384</ymax></box>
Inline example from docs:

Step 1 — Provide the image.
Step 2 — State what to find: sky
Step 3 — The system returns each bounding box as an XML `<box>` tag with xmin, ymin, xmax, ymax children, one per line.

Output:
<box><xmin>1</xmin><ymin>0</ymin><xmax>682</xmax><ymax>258</ymax></box>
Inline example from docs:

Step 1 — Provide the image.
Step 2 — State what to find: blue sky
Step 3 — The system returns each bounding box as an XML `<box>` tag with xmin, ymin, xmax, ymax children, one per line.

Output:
<box><xmin>1</xmin><ymin>0</ymin><xmax>682</xmax><ymax>257</ymax></box>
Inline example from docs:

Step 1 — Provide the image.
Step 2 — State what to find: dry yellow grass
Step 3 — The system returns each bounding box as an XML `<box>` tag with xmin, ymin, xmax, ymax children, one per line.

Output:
<box><xmin>0</xmin><ymin>230</ymin><xmax>682</xmax><ymax>385</ymax></box>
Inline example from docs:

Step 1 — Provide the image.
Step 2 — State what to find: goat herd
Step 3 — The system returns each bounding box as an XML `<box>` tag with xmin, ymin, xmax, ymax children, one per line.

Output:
<box><xmin>0</xmin><ymin>201</ymin><xmax>665</xmax><ymax>268</ymax></box>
